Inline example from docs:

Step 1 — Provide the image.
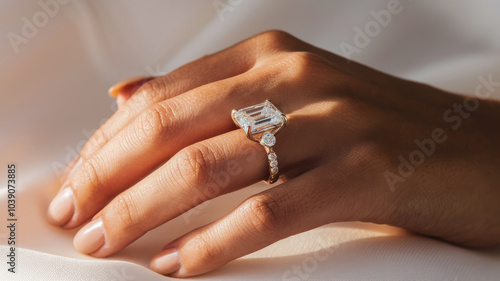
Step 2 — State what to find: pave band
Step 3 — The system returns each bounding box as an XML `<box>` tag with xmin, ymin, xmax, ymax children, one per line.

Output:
<box><xmin>265</xmin><ymin>146</ymin><xmax>279</xmax><ymax>184</ymax></box>
<box><xmin>232</xmin><ymin>100</ymin><xmax>287</xmax><ymax>184</ymax></box>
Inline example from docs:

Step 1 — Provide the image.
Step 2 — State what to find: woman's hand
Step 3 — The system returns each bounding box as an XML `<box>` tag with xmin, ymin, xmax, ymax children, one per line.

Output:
<box><xmin>47</xmin><ymin>30</ymin><xmax>500</xmax><ymax>277</ymax></box>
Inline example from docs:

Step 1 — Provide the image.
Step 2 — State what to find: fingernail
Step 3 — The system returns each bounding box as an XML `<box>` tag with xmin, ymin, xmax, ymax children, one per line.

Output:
<box><xmin>47</xmin><ymin>187</ymin><xmax>75</xmax><ymax>226</ymax></box>
<box><xmin>73</xmin><ymin>218</ymin><xmax>106</xmax><ymax>254</ymax></box>
<box><xmin>150</xmin><ymin>248</ymin><xmax>181</xmax><ymax>275</ymax></box>
<box><xmin>108</xmin><ymin>76</ymin><xmax>153</xmax><ymax>98</ymax></box>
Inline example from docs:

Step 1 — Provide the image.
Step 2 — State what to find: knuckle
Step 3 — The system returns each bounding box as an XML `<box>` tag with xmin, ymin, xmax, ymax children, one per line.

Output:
<box><xmin>75</xmin><ymin>158</ymin><xmax>103</xmax><ymax>191</ymax></box>
<box><xmin>254</xmin><ymin>30</ymin><xmax>294</xmax><ymax>49</ymax></box>
<box><xmin>283</xmin><ymin>52</ymin><xmax>332</xmax><ymax>81</ymax></box>
<box><xmin>248</xmin><ymin>30</ymin><xmax>298</xmax><ymax>53</ymax></box>
<box><xmin>130</xmin><ymin>79</ymin><xmax>166</xmax><ymax>107</ymax></box>
<box><xmin>259</xmin><ymin>30</ymin><xmax>293</xmax><ymax>41</ymax></box>
<box><xmin>113</xmin><ymin>194</ymin><xmax>140</xmax><ymax>229</ymax></box>
<box><xmin>175</xmin><ymin>144</ymin><xmax>216</xmax><ymax>190</ymax></box>
<box><xmin>188</xmin><ymin>234</ymin><xmax>221</xmax><ymax>267</ymax></box>
<box><xmin>136</xmin><ymin>102</ymin><xmax>176</xmax><ymax>144</ymax></box>
<box><xmin>243</xmin><ymin>194</ymin><xmax>285</xmax><ymax>236</ymax></box>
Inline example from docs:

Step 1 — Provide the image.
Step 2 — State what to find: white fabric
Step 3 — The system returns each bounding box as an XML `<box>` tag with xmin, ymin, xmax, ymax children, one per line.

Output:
<box><xmin>1</xmin><ymin>0</ymin><xmax>500</xmax><ymax>280</ymax></box>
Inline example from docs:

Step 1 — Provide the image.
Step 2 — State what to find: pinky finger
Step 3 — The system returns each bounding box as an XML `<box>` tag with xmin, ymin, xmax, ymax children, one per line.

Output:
<box><xmin>150</xmin><ymin>169</ymin><xmax>332</xmax><ymax>277</ymax></box>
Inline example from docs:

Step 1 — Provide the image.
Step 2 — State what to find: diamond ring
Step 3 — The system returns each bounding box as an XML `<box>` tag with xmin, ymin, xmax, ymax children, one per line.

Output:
<box><xmin>232</xmin><ymin>100</ymin><xmax>287</xmax><ymax>184</ymax></box>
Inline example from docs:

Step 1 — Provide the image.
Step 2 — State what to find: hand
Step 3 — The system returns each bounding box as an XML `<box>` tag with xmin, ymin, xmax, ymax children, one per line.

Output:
<box><xmin>47</xmin><ymin>30</ymin><xmax>500</xmax><ymax>277</ymax></box>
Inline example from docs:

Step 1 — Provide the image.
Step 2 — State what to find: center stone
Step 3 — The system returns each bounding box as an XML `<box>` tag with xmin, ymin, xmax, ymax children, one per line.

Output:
<box><xmin>233</xmin><ymin>100</ymin><xmax>285</xmax><ymax>135</ymax></box>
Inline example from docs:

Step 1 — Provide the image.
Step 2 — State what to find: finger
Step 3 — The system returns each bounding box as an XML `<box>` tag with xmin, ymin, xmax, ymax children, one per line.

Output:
<box><xmin>58</xmin><ymin>77</ymin><xmax>154</xmax><ymax>183</ymax></box>
<box><xmin>116</xmin><ymin>95</ymin><xmax>127</xmax><ymax>109</ymax></box>
<box><xmin>58</xmin><ymin>31</ymin><xmax>334</xmax><ymax>185</ymax></box>
<box><xmin>71</xmin><ymin>130</ymin><xmax>264</xmax><ymax>256</ymax></box>
<box><xmin>59</xmin><ymin>155</ymin><xmax>82</xmax><ymax>184</ymax></box>
<box><xmin>77</xmin><ymin>40</ymin><xmax>261</xmax><ymax>161</ymax></box>
<box><xmin>108</xmin><ymin>76</ymin><xmax>154</xmax><ymax>98</ymax></box>
<box><xmin>55</xmin><ymin>30</ymin><xmax>331</xmax><ymax>204</ymax></box>
<box><xmin>47</xmin><ymin>49</ymin><xmax>259</xmax><ymax>227</ymax></box>
<box><xmin>51</xmin><ymin>51</ymin><xmax>330</xmax><ymax>229</ymax></box>
<box><xmin>73</xmin><ymin>113</ymin><xmax>324</xmax><ymax>256</ymax></box>
<box><xmin>76</xmin><ymin>29</ymin><xmax>328</xmax><ymax>161</ymax></box>
<box><xmin>108</xmin><ymin>76</ymin><xmax>155</xmax><ymax>109</ymax></box>
<box><xmin>150</xmin><ymin>169</ymin><xmax>334</xmax><ymax>277</ymax></box>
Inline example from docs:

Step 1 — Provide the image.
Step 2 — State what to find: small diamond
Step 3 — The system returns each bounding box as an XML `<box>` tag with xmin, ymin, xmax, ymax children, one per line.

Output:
<box><xmin>270</xmin><ymin>160</ymin><xmax>278</xmax><ymax>167</ymax></box>
<box><xmin>260</xmin><ymin>132</ymin><xmax>276</xmax><ymax>147</ymax></box>
<box><xmin>270</xmin><ymin>167</ymin><xmax>278</xmax><ymax>174</ymax></box>
<box><xmin>268</xmin><ymin>152</ymin><xmax>277</xmax><ymax>161</ymax></box>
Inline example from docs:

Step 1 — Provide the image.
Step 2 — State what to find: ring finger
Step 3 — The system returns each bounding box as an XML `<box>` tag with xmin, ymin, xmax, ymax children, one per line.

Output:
<box><xmin>73</xmin><ymin>108</ymin><xmax>326</xmax><ymax>257</ymax></box>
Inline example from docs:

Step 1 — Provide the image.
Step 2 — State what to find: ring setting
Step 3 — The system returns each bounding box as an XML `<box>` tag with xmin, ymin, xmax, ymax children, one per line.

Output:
<box><xmin>232</xmin><ymin>100</ymin><xmax>287</xmax><ymax>184</ymax></box>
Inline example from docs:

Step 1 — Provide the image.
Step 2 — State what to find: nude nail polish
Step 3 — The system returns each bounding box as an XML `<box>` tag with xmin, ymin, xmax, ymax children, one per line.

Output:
<box><xmin>73</xmin><ymin>218</ymin><xmax>105</xmax><ymax>254</ymax></box>
<box><xmin>150</xmin><ymin>248</ymin><xmax>181</xmax><ymax>275</ymax></box>
<box><xmin>108</xmin><ymin>76</ymin><xmax>153</xmax><ymax>98</ymax></box>
<box><xmin>47</xmin><ymin>187</ymin><xmax>75</xmax><ymax>226</ymax></box>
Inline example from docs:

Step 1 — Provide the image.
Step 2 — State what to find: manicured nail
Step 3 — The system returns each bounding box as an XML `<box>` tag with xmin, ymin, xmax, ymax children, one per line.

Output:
<box><xmin>47</xmin><ymin>187</ymin><xmax>75</xmax><ymax>226</ymax></box>
<box><xmin>150</xmin><ymin>248</ymin><xmax>181</xmax><ymax>275</ymax></box>
<box><xmin>108</xmin><ymin>76</ymin><xmax>153</xmax><ymax>98</ymax></box>
<box><xmin>73</xmin><ymin>218</ymin><xmax>106</xmax><ymax>254</ymax></box>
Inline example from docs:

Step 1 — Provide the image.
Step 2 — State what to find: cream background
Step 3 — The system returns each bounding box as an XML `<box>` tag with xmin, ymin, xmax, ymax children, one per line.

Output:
<box><xmin>1</xmin><ymin>0</ymin><xmax>500</xmax><ymax>280</ymax></box>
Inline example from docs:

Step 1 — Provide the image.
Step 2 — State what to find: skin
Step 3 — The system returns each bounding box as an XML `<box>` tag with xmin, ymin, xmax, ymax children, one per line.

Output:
<box><xmin>47</xmin><ymin>30</ymin><xmax>500</xmax><ymax>277</ymax></box>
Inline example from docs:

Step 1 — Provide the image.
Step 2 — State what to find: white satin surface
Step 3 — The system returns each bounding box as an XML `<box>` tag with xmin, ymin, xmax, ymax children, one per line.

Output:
<box><xmin>1</xmin><ymin>0</ymin><xmax>500</xmax><ymax>280</ymax></box>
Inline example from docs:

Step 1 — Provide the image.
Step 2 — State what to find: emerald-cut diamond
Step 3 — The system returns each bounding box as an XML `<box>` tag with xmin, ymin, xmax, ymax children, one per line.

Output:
<box><xmin>232</xmin><ymin>100</ymin><xmax>286</xmax><ymax>136</ymax></box>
